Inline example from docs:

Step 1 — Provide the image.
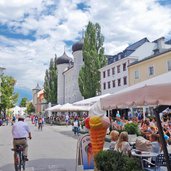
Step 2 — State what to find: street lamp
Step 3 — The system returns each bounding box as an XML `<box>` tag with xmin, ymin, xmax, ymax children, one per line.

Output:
<box><xmin>0</xmin><ymin>67</ymin><xmax>5</xmax><ymax>103</ymax></box>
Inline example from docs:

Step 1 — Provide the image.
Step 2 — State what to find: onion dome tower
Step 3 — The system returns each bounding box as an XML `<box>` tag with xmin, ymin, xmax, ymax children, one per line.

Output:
<box><xmin>71</xmin><ymin>38</ymin><xmax>84</xmax><ymax>103</ymax></box>
<box><xmin>56</xmin><ymin>51</ymin><xmax>72</xmax><ymax>104</ymax></box>
<box><xmin>72</xmin><ymin>38</ymin><xmax>84</xmax><ymax>53</ymax></box>
<box><xmin>56</xmin><ymin>51</ymin><xmax>72</xmax><ymax>65</ymax></box>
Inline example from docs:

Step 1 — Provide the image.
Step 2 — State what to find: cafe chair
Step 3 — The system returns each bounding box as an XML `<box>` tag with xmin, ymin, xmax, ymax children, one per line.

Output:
<box><xmin>142</xmin><ymin>153</ymin><xmax>171</xmax><ymax>171</ymax></box>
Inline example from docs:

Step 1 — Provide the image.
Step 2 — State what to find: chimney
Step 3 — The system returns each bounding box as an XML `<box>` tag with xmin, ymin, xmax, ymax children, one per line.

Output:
<box><xmin>153</xmin><ymin>37</ymin><xmax>165</xmax><ymax>52</ymax></box>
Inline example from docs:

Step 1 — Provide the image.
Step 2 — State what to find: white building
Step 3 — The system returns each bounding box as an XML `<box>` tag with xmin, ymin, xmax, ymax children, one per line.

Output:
<box><xmin>100</xmin><ymin>37</ymin><xmax>171</xmax><ymax>95</ymax></box>
<box><xmin>56</xmin><ymin>39</ymin><xmax>84</xmax><ymax>104</ymax></box>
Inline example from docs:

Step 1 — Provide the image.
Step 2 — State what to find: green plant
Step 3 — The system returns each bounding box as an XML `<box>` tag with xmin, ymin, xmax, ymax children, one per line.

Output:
<box><xmin>124</xmin><ymin>122</ymin><xmax>139</xmax><ymax>135</ymax></box>
<box><xmin>94</xmin><ymin>150</ymin><xmax>142</xmax><ymax>171</ymax></box>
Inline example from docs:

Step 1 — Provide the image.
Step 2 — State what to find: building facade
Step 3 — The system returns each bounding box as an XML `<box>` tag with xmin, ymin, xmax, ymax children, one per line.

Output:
<box><xmin>100</xmin><ymin>37</ymin><xmax>171</xmax><ymax>95</ymax></box>
<box><xmin>128</xmin><ymin>49</ymin><xmax>171</xmax><ymax>86</ymax></box>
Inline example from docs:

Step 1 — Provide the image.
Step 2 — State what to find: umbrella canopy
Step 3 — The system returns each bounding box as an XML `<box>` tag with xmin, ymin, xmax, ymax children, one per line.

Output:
<box><xmin>60</xmin><ymin>103</ymin><xmax>90</xmax><ymax>112</ymax></box>
<box><xmin>45</xmin><ymin>104</ymin><xmax>62</xmax><ymax>112</ymax></box>
<box><xmin>100</xmin><ymin>83</ymin><xmax>171</xmax><ymax>110</ymax></box>
<box><xmin>73</xmin><ymin>93</ymin><xmax>110</xmax><ymax>106</ymax></box>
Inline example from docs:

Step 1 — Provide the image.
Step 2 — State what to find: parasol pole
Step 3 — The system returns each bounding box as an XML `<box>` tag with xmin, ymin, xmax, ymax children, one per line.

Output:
<box><xmin>154</xmin><ymin>106</ymin><xmax>171</xmax><ymax>171</ymax></box>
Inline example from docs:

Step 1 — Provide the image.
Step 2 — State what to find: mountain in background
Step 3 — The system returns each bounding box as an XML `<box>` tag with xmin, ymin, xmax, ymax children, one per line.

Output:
<box><xmin>14</xmin><ymin>87</ymin><xmax>32</xmax><ymax>105</ymax></box>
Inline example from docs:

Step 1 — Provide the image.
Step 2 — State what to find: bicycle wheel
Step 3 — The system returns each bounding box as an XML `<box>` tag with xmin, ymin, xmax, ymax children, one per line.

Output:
<box><xmin>22</xmin><ymin>154</ymin><xmax>25</xmax><ymax>170</ymax></box>
<box><xmin>14</xmin><ymin>153</ymin><xmax>21</xmax><ymax>171</ymax></box>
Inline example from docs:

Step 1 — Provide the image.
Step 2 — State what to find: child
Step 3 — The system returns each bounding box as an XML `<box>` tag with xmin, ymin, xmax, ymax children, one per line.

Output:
<box><xmin>109</xmin><ymin>130</ymin><xmax>119</xmax><ymax>150</ymax></box>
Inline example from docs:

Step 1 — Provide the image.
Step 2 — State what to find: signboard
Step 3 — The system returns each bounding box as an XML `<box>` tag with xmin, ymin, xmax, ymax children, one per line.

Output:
<box><xmin>76</xmin><ymin>134</ymin><xmax>94</xmax><ymax>171</ymax></box>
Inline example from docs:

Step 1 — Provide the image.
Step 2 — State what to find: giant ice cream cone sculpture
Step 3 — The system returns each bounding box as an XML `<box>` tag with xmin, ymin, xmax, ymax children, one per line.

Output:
<box><xmin>89</xmin><ymin>116</ymin><xmax>110</xmax><ymax>155</ymax></box>
<box><xmin>84</xmin><ymin>116</ymin><xmax>110</xmax><ymax>171</ymax></box>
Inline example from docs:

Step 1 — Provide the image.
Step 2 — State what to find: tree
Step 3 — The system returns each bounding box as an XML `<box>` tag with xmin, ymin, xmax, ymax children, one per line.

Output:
<box><xmin>26</xmin><ymin>102</ymin><xmax>35</xmax><ymax>114</ymax></box>
<box><xmin>0</xmin><ymin>75</ymin><xmax>18</xmax><ymax>115</ymax></box>
<box><xmin>78</xmin><ymin>21</ymin><xmax>107</xmax><ymax>99</ymax></box>
<box><xmin>44</xmin><ymin>56</ymin><xmax>57</xmax><ymax>104</ymax></box>
<box><xmin>20</xmin><ymin>97</ymin><xmax>28</xmax><ymax>107</ymax></box>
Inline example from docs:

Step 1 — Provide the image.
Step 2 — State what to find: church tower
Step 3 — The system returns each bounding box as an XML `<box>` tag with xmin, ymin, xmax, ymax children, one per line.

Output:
<box><xmin>71</xmin><ymin>38</ymin><xmax>84</xmax><ymax>102</ymax></box>
<box><xmin>32</xmin><ymin>83</ymin><xmax>41</xmax><ymax>112</ymax></box>
<box><xmin>56</xmin><ymin>51</ymin><xmax>72</xmax><ymax>104</ymax></box>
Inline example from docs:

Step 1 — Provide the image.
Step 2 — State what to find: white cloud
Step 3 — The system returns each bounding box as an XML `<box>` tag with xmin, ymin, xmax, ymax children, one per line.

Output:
<box><xmin>0</xmin><ymin>0</ymin><xmax>171</xmax><ymax>91</ymax></box>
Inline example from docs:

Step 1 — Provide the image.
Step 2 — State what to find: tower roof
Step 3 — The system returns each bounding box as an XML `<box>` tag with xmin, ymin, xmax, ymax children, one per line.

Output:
<box><xmin>72</xmin><ymin>38</ymin><xmax>84</xmax><ymax>52</ymax></box>
<box><xmin>33</xmin><ymin>83</ymin><xmax>41</xmax><ymax>90</ymax></box>
<box><xmin>56</xmin><ymin>51</ymin><xmax>72</xmax><ymax>65</ymax></box>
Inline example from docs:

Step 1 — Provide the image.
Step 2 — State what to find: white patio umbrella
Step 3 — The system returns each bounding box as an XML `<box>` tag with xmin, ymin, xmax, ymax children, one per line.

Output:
<box><xmin>73</xmin><ymin>93</ymin><xmax>110</xmax><ymax>106</ymax></box>
<box><xmin>45</xmin><ymin>104</ymin><xmax>62</xmax><ymax>112</ymax></box>
<box><xmin>60</xmin><ymin>103</ymin><xmax>90</xmax><ymax>112</ymax></box>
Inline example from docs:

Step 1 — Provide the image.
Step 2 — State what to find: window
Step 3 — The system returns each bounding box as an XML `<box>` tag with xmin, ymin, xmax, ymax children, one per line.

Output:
<box><xmin>112</xmin><ymin>80</ymin><xmax>115</xmax><ymax>87</ymax></box>
<box><xmin>134</xmin><ymin>70</ymin><xmax>139</xmax><ymax>79</ymax></box>
<box><xmin>167</xmin><ymin>60</ymin><xmax>171</xmax><ymax>71</ymax></box>
<box><xmin>123</xmin><ymin>76</ymin><xmax>127</xmax><ymax>85</ymax></box>
<box><xmin>118</xmin><ymin>78</ymin><xmax>121</xmax><ymax>86</ymax></box>
<box><xmin>112</xmin><ymin>67</ymin><xmax>115</xmax><ymax>75</ymax></box>
<box><xmin>103</xmin><ymin>71</ymin><xmax>106</xmax><ymax>78</ymax></box>
<box><xmin>107</xmin><ymin>69</ymin><xmax>110</xmax><ymax>76</ymax></box>
<box><xmin>103</xmin><ymin>82</ymin><xmax>106</xmax><ymax>90</ymax></box>
<box><xmin>117</xmin><ymin>65</ymin><xmax>120</xmax><ymax>73</ymax></box>
<box><xmin>148</xmin><ymin>66</ymin><xmax>154</xmax><ymax>76</ymax></box>
<box><xmin>108</xmin><ymin>81</ymin><xmax>111</xmax><ymax>89</ymax></box>
<box><xmin>123</xmin><ymin>63</ymin><xmax>126</xmax><ymax>71</ymax></box>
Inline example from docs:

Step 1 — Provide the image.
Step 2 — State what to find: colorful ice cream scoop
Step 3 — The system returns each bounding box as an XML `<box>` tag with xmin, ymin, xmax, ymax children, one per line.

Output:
<box><xmin>89</xmin><ymin>116</ymin><xmax>103</xmax><ymax>129</ymax></box>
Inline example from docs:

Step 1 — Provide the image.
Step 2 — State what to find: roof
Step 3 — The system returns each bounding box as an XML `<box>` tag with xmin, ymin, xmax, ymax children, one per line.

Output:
<box><xmin>72</xmin><ymin>38</ymin><xmax>84</xmax><ymax>52</ymax></box>
<box><xmin>56</xmin><ymin>51</ymin><xmax>72</xmax><ymax>65</ymax></box>
<box><xmin>107</xmin><ymin>38</ymin><xmax>149</xmax><ymax>65</ymax></box>
<box><xmin>129</xmin><ymin>48</ymin><xmax>171</xmax><ymax>67</ymax></box>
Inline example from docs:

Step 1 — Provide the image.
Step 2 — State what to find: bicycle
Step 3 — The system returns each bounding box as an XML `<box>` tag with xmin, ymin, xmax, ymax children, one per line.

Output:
<box><xmin>12</xmin><ymin>144</ymin><xmax>26</xmax><ymax>171</ymax></box>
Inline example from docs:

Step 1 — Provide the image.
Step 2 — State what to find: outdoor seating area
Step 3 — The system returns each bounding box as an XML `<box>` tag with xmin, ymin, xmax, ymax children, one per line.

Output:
<box><xmin>45</xmin><ymin>83</ymin><xmax>171</xmax><ymax>171</ymax></box>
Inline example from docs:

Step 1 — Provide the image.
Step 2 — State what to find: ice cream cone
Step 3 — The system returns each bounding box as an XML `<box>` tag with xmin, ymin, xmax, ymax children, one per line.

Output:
<box><xmin>87</xmin><ymin>152</ymin><xmax>92</xmax><ymax>166</ymax></box>
<box><xmin>89</xmin><ymin>127</ymin><xmax>107</xmax><ymax>155</ymax></box>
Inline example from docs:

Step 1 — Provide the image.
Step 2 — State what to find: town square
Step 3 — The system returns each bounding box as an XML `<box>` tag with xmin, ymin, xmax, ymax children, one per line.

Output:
<box><xmin>1</xmin><ymin>0</ymin><xmax>171</xmax><ymax>171</ymax></box>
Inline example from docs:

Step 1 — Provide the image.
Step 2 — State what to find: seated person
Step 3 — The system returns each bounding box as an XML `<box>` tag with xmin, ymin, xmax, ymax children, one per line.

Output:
<box><xmin>113</xmin><ymin>114</ymin><xmax>124</xmax><ymax>130</ymax></box>
<box><xmin>140</xmin><ymin>121</ymin><xmax>152</xmax><ymax>140</ymax></box>
<box><xmin>115</xmin><ymin>131</ymin><xmax>132</xmax><ymax>155</ymax></box>
<box><xmin>149</xmin><ymin>133</ymin><xmax>161</xmax><ymax>164</ymax></box>
<box><xmin>109</xmin><ymin>130</ymin><xmax>119</xmax><ymax>150</ymax></box>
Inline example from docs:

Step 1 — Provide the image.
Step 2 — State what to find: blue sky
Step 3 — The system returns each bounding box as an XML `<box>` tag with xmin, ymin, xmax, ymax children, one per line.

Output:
<box><xmin>1</xmin><ymin>0</ymin><xmax>171</xmax><ymax>102</ymax></box>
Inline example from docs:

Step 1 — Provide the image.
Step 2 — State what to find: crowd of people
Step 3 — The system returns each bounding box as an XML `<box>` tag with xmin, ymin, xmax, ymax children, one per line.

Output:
<box><xmin>106</xmin><ymin>110</ymin><xmax>171</xmax><ymax>167</ymax></box>
<box><xmin>109</xmin><ymin>111</ymin><xmax>171</xmax><ymax>143</ymax></box>
<box><xmin>0</xmin><ymin>115</ymin><xmax>18</xmax><ymax>126</ymax></box>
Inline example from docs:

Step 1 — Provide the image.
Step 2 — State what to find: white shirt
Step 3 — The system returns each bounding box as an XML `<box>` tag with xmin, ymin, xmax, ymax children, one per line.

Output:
<box><xmin>12</xmin><ymin>121</ymin><xmax>30</xmax><ymax>138</ymax></box>
<box><xmin>74</xmin><ymin>120</ymin><xmax>78</xmax><ymax>127</ymax></box>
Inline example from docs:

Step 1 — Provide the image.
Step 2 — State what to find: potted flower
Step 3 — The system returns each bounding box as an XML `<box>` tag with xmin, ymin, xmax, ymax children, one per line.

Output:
<box><xmin>94</xmin><ymin>150</ymin><xmax>142</xmax><ymax>171</ymax></box>
<box><xmin>124</xmin><ymin>122</ymin><xmax>139</xmax><ymax>143</ymax></box>
<box><xmin>124</xmin><ymin>123</ymin><xmax>139</xmax><ymax>135</ymax></box>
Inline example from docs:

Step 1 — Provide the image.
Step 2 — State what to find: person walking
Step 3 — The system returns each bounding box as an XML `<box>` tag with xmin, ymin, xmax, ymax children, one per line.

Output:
<box><xmin>73</xmin><ymin>118</ymin><xmax>80</xmax><ymax>136</ymax></box>
<box><xmin>38</xmin><ymin>117</ymin><xmax>43</xmax><ymax>131</ymax></box>
<box><xmin>12</xmin><ymin>116</ymin><xmax>32</xmax><ymax>161</ymax></box>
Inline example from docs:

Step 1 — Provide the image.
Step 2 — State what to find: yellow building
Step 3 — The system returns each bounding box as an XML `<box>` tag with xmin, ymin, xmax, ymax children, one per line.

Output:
<box><xmin>128</xmin><ymin>49</ymin><xmax>171</xmax><ymax>86</ymax></box>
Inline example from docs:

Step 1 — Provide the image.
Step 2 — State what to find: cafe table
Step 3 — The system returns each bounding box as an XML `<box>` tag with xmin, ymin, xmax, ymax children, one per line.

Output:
<box><xmin>131</xmin><ymin>149</ymin><xmax>158</xmax><ymax>168</ymax></box>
